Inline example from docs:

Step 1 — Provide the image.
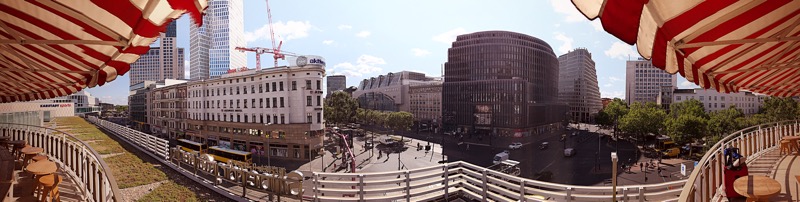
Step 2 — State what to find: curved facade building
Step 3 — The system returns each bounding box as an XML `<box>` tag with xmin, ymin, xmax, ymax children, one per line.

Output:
<box><xmin>443</xmin><ymin>31</ymin><xmax>567</xmax><ymax>142</ymax></box>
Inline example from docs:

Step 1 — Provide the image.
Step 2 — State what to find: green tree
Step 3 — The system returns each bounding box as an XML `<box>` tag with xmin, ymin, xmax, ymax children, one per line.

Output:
<box><xmin>594</xmin><ymin>111</ymin><xmax>613</xmax><ymax>129</ymax></box>
<box><xmin>386</xmin><ymin>111</ymin><xmax>414</xmax><ymax>133</ymax></box>
<box><xmin>115</xmin><ymin>105</ymin><xmax>128</xmax><ymax>112</ymax></box>
<box><xmin>668</xmin><ymin>99</ymin><xmax>708</xmax><ymax>119</ymax></box>
<box><xmin>602</xmin><ymin>98</ymin><xmax>629</xmax><ymax>139</ymax></box>
<box><xmin>707</xmin><ymin>106</ymin><xmax>744</xmax><ymax>137</ymax></box>
<box><xmin>761</xmin><ymin>97</ymin><xmax>799</xmax><ymax>121</ymax></box>
<box><xmin>666</xmin><ymin>115</ymin><xmax>707</xmax><ymax>145</ymax></box>
<box><xmin>324</xmin><ymin>91</ymin><xmax>358</xmax><ymax>126</ymax></box>
<box><xmin>618</xmin><ymin>102</ymin><xmax>665</xmax><ymax>145</ymax></box>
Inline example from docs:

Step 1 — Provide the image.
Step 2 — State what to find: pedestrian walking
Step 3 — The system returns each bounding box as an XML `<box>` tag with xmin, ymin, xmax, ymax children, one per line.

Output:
<box><xmin>639</xmin><ymin>162</ymin><xmax>643</xmax><ymax>171</ymax></box>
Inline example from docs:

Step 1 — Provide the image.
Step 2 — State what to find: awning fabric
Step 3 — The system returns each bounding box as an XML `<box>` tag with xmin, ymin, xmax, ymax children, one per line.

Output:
<box><xmin>0</xmin><ymin>0</ymin><xmax>207</xmax><ymax>102</ymax></box>
<box><xmin>572</xmin><ymin>0</ymin><xmax>800</xmax><ymax>96</ymax></box>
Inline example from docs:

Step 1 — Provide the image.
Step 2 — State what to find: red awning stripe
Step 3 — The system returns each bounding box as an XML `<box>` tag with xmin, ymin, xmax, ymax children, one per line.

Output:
<box><xmin>573</xmin><ymin>0</ymin><xmax>800</xmax><ymax>96</ymax></box>
<box><xmin>0</xmin><ymin>1</ymin><xmax>207</xmax><ymax>103</ymax></box>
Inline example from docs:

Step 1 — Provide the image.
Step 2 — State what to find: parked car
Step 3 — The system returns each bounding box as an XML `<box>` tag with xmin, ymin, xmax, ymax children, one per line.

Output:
<box><xmin>540</xmin><ymin>142</ymin><xmax>549</xmax><ymax>150</ymax></box>
<box><xmin>509</xmin><ymin>142</ymin><xmax>523</xmax><ymax>150</ymax></box>
<box><xmin>662</xmin><ymin>147</ymin><xmax>680</xmax><ymax>158</ymax></box>
<box><xmin>564</xmin><ymin>148</ymin><xmax>576</xmax><ymax>157</ymax></box>
<box><xmin>493</xmin><ymin>151</ymin><xmax>510</xmax><ymax>164</ymax></box>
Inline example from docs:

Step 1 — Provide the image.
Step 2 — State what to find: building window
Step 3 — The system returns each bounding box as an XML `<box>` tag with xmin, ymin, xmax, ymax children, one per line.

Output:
<box><xmin>307</xmin><ymin>96</ymin><xmax>312</xmax><ymax>106</ymax></box>
<box><xmin>251</xmin><ymin>85</ymin><xmax>255</xmax><ymax>94</ymax></box>
<box><xmin>281</xmin><ymin>114</ymin><xmax>285</xmax><ymax>124</ymax></box>
<box><xmin>260</xmin><ymin>99</ymin><xmax>263</xmax><ymax>108</ymax></box>
<box><xmin>251</xmin><ymin>99</ymin><xmax>255</xmax><ymax>108</ymax></box>
<box><xmin>316</xmin><ymin>80</ymin><xmax>321</xmax><ymax>90</ymax></box>
<box><xmin>237</xmin><ymin>115</ymin><xmax>240</xmax><ymax>122</ymax></box>
<box><xmin>244</xmin><ymin>100</ymin><xmax>247</xmax><ymax>108</ymax></box>
<box><xmin>244</xmin><ymin>115</ymin><xmax>248</xmax><ymax>123</ymax></box>
<box><xmin>306</xmin><ymin>80</ymin><xmax>312</xmax><ymax>90</ymax></box>
<box><xmin>237</xmin><ymin>100</ymin><xmax>240</xmax><ymax>108</ymax></box>
<box><xmin>279</xmin><ymin>82</ymin><xmax>284</xmax><ymax>91</ymax></box>
<box><xmin>292</xmin><ymin>81</ymin><xmax>297</xmax><ymax>91</ymax></box>
<box><xmin>280</xmin><ymin>97</ymin><xmax>285</xmax><ymax>107</ymax></box>
<box><xmin>317</xmin><ymin>112</ymin><xmax>321</xmax><ymax>123</ymax></box>
<box><xmin>272</xmin><ymin>98</ymin><xmax>277</xmax><ymax>108</ymax></box>
<box><xmin>316</xmin><ymin>96</ymin><xmax>321</xmax><ymax>106</ymax></box>
<box><xmin>272</xmin><ymin>82</ymin><xmax>276</xmax><ymax>91</ymax></box>
<box><xmin>307</xmin><ymin>114</ymin><xmax>312</xmax><ymax>123</ymax></box>
<box><xmin>259</xmin><ymin>84</ymin><xmax>263</xmax><ymax>93</ymax></box>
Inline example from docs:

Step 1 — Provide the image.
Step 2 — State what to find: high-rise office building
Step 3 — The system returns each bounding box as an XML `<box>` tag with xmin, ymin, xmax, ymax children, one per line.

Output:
<box><xmin>625</xmin><ymin>58</ymin><xmax>677</xmax><ymax>105</ymax></box>
<box><xmin>128</xmin><ymin>22</ymin><xmax>185</xmax><ymax>87</ymax></box>
<box><xmin>443</xmin><ymin>31</ymin><xmax>567</xmax><ymax>144</ymax></box>
<box><xmin>558</xmin><ymin>48</ymin><xmax>602</xmax><ymax>123</ymax></box>
<box><xmin>190</xmin><ymin>0</ymin><xmax>246</xmax><ymax>80</ymax></box>
<box><xmin>326</xmin><ymin>75</ymin><xmax>347</xmax><ymax>96</ymax></box>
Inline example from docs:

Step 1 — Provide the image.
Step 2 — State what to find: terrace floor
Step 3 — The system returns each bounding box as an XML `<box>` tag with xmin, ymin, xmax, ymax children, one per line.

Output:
<box><xmin>8</xmin><ymin>160</ymin><xmax>83</xmax><ymax>202</ymax></box>
<box><xmin>719</xmin><ymin>149</ymin><xmax>800</xmax><ymax>202</ymax></box>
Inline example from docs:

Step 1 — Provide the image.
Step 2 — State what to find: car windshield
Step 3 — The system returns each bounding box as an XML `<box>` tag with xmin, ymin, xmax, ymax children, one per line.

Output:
<box><xmin>493</xmin><ymin>156</ymin><xmax>501</xmax><ymax>161</ymax></box>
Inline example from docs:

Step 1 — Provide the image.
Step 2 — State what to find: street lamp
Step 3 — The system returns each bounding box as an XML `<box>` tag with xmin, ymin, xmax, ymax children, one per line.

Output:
<box><xmin>264</xmin><ymin>123</ymin><xmax>273</xmax><ymax>167</ymax></box>
<box><xmin>611</xmin><ymin>152</ymin><xmax>618</xmax><ymax>201</ymax></box>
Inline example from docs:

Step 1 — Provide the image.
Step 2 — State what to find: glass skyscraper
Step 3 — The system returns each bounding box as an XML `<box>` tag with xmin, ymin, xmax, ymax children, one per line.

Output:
<box><xmin>190</xmin><ymin>0</ymin><xmax>246</xmax><ymax>80</ymax></box>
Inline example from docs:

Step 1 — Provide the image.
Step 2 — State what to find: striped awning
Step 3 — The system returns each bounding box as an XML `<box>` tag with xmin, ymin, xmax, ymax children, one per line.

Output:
<box><xmin>0</xmin><ymin>0</ymin><xmax>207</xmax><ymax>103</ymax></box>
<box><xmin>572</xmin><ymin>0</ymin><xmax>800</xmax><ymax>96</ymax></box>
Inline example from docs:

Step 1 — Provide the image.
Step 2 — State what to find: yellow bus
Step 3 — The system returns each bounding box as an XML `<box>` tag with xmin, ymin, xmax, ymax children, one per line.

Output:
<box><xmin>208</xmin><ymin>146</ymin><xmax>252</xmax><ymax>164</ymax></box>
<box><xmin>178</xmin><ymin>139</ymin><xmax>207</xmax><ymax>153</ymax></box>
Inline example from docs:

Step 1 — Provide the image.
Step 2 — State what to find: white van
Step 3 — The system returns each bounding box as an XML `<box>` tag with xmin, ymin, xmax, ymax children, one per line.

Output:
<box><xmin>493</xmin><ymin>151</ymin><xmax>509</xmax><ymax>164</ymax></box>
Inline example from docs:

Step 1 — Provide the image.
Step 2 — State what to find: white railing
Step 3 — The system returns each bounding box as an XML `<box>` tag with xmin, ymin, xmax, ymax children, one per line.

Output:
<box><xmin>678</xmin><ymin>120</ymin><xmax>798</xmax><ymax>202</ymax></box>
<box><xmin>87</xmin><ymin>116</ymin><xmax>303</xmax><ymax>202</ymax></box>
<box><xmin>0</xmin><ymin>123</ymin><xmax>120</xmax><ymax>202</ymax></box>
<box><xmin>87</xmin><ymin>116</ymin><xmax>689</xmax><ymax>201</ymax></box>
<box><xmin>86</xmin><ymin>116</ymin><xmax>168</xmax><ymax>159</ymax></box>
<box><xmin>310</xmin><ymin>160</ymin><xmax>686</xmax><ymax>202</ymax></box>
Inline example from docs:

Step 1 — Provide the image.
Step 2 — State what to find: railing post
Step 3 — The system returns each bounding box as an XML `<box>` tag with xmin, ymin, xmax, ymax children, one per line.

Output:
<box><xmin>313</xmin><ymin>173</ymin><xmax>319</xmax><ymax>202</ymax></box>
<box><xmin>519</xmin><ymin>180</ymin><xmax>526</xmax><ymax>202</ymax></box>
<box><xmin>565</xmin><ymin>187</ymin><xmax>572</xmax><ymax>202</ymax></box>
<box><xmin>443</xmin><ymin>164</ymin><xmax>449</xmax><ymax>200</ymax></box>
<box><xmin>481</xmin><ymin>169</ymin><xmax>488</xmax><ymax>201</ymax></box>
<box><xmin>638</xmin><ymin>187</ymin><xmax>645</xmax><ymax>202</ymax></box>
<box><xmin>622</xmin><ymin>187</ymin><xmax>628</xmax><ymax>201</ymax></box>
<box><xmin>358</xmin><ymin>174</ymin><xmax>364</xmax><ymax>202</ymax></box>
<box><xmin>405</xmin><ymin>171</ymin><xmax>411</xmax><ymax>202</ymax></box>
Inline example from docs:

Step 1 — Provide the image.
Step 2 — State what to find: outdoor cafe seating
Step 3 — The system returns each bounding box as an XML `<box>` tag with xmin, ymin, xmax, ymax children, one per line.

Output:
<box><xmin>2</xmin><ymin>138</ymin><xmax>59</xmax><ymax>201</ymax></box>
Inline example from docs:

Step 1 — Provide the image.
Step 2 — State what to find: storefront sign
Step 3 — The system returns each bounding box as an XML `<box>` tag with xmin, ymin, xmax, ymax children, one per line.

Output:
<box><xmin>40</xmin><ymin>103</ymin><xmax>72</xmax><ymax>108</ymax></box>
<box><xmin>221</xmin><ymin>109</ymin><xmax>243</xmax><ymax>112</ymax></box>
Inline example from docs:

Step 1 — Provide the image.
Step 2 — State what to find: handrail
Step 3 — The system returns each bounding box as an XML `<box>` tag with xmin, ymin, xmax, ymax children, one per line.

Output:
<box><xmin>678</xmin><ymin>119</ymin><xmax>798</xmax><ymax>201</ymax></box>
<box><xmin>0</xmin><ymin>122</ymin><xmax>121</xmax><ymax>202</ymax></box>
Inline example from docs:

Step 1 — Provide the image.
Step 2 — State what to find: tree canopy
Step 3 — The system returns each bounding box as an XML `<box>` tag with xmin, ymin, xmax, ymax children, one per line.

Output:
<box><xmin>324</xmin><ymin>91</ymin><xmax>358</xmax><ymax>125</ymax></box>
<box><xmin>618</xmin><ymin>102</ymin><xmax>665</xmax><ymax>142</ymax></box>
<box><xmin>761</xmin><ymin>97</ymin><xmax>799</xmax><ymax>121</ymax></box>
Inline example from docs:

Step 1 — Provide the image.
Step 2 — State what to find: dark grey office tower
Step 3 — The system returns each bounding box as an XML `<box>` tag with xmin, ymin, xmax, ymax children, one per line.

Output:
<box><xmin>443</xmin><ymin>31</ymin><xmax>567</xmax><ymax>144</ymax></box>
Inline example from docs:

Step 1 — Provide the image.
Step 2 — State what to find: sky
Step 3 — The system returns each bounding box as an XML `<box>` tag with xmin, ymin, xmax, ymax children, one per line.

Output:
<box><xmin>87</xmin><ymin>0</ymin><xmax>699</xmax><ymax>105</ymax></box>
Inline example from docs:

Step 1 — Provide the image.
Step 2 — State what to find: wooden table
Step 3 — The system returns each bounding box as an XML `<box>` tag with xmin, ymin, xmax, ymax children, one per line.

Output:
<box><xmin>26</xmin><ymin>160</ymin><xmax>57</xmax><ymax>176</ymax></box>
<box><xmin>8</xmin><ymin>140</ymin><xmax>25</xmax><ymax>159</ymax></box>
<box><xmin>20</xmin><ymin>147</ymin><xmax>43</xmax><ymax>168</ymax></box>
<box><xmin>733</xmin><ymin>175</ymin><xmax>781</xmax><ymax>202</ymax></box>
<box><xmin>783</xmin><ymin>136</ymin><xmax>800</xmax><ymax>154</ymax></box>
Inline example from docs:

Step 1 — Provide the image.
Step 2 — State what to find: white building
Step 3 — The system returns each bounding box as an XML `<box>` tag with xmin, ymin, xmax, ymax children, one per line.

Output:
<box><xmin>671</xmin><ymin>88</ymin><xmax>764</xmax><ymax>114</ymax></box>
<box><xmin>354</xmin><ymin>71</ymin><xmax>439</xmax><ymax>112</ymax></box>
<box><xmin>185</xmin><ymin>57</ymin><xmax>325</xmax><ymax>160</ymax></box>
<box><xmin>0</xmin><ymin>98</ymin><xmax>75</xmax><ymax>125</ymax></box>
<box><xmin>409</xmin><ymin>80</ymin><xmax>443</xmax><ymax>125</ymax></box>
<box><xmin>63</xmin><ymin>90</ymin><xmax>102</xmax><ymax>114</ymax></box>
<box><xmin>626</xmin><ymin>58</ymin><xmax>677</xmax><ymax>106</ymax></box>
<box><xmin>189</xmin><ymin>0</ymin><xmax>246</xmax><ymax>80</ymax></box>
<box><xmin>558</xmin><ymin>48</ymin><xmax>602</xmax><ymax>123</ymax></box>
<box><xmin>129</xmin><ymin>22</ymin><xmax>185</xmax><ymax>86</ymax></box>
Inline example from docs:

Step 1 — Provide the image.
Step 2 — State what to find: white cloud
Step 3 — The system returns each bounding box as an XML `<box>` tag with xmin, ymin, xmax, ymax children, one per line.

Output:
<box><xmin>331</xmin><ymin>55</ymin><xmax>386</xmax><ymax>78</ymax></box>
<box><xmin>411</xmin><ymin>48</ymin><xmax>431</xmax><ymax>57</ymax></box>
<box><xmin>609</xmin><ymin>76</ymin><xmax>620</xmax><ymax>82</ymax></box>
<box><xmin>604</xmin><ymin>83</ymin><xmax>613</xmax><ymax>87</ymax></box>
<box><xmin>601</xmin><ymin>90</ymin><xmax>624</xmax><ymax>99</ymax></box>
<box><xmin>550</xmin><ymin>0</ymin><xmax>586</xmax><ymax>22</ymax></box>
<box><xmin>681</xmin><ymin>81</ymin><xmax>695</xmax><ymax>88</ymax></box>
<box><xmin>433</xmin><ymin>28</ymin><xmax>468</xmax><ymax>44</ymax></box>
<box><xmin>244</xmin><ymin>21</ymin><xmax>312</xmax><ymax>42</ymax></box>
<box><xmin>591</xmin><ymin>20</ymin><xmax>603</xmax><ymax>31</ymax></box>
<box><xmin>337</xmin><ymin>25</ymin><xmax>352</xmax><ymax>30</ymax></box>
<box><xmin>322</xmin><ymin>40</ymin><xmax>334</xmax><ymax>45</ymax></box>
<box><xmin>605</xmin><ymin>41</ymin><xmax>639</xmax><ymax>60</ymax></box>
<box><xmin>184</xmin><ymin>60</ymin><xmax>189</xmax><ymax>79</ymax></box>
<box><xmin>553</xmin><ymin>32</ymin><xmax>574</xmax><ymax>54</ymax></box>
<box><xmin>355</xmin><ymin>31</ymin><xmax>371</xmax><ymax>38</ymax></box>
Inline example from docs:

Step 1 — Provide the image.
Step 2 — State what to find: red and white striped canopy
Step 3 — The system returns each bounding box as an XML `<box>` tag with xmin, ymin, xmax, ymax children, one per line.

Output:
<box><xmin>573</xmin><ymin>0</ymin><xmax>800</xmax><ymax>96</ymax></box>
<box><xmin>0</xmin><ymin>0</ymin><xmax>207</xmax><ymax>103</ymax></box>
